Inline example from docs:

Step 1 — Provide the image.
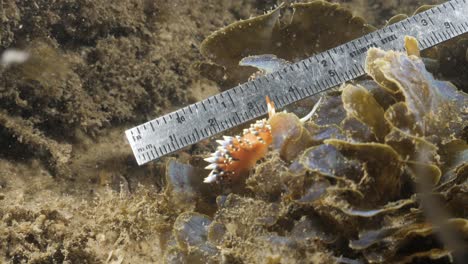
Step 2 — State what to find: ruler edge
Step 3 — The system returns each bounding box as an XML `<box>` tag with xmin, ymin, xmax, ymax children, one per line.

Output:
<box><xmin>127</xmin><ymin>0</ymin><xmax>468</xmax><ymax>165</ymax></box>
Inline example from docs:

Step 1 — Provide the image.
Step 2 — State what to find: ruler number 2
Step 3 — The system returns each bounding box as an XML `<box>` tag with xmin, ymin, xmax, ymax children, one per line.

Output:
<box><xmin>208</xmin><ymin>118</ymin><xmax>217</xmax><ymax>127</ymax></box>
<box><xmin>320</xmin><ymin>58</ymin><xmax>337</xmax><ymax>78</ymax></box>
<box><xmin>320</xmin><ymin>59</ymin><xmax>337</xmax><ymax>77</ymax></box>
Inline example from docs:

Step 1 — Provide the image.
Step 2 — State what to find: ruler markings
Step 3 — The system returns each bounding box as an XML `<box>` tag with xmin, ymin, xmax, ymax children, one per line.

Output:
<box><xmin>126</xmin><ymin>1</ymin><xmax>468</xmax><ymax>164</ymax></box>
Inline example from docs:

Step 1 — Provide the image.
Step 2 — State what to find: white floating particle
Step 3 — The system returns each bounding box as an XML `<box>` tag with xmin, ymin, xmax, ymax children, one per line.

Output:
<box><xmin>1</xmin><ymin>49</ymin><xmax>30</xmax><ymax>67</ymax></box>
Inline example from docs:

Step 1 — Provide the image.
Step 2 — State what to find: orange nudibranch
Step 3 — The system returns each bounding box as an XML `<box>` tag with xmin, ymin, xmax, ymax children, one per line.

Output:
<box><xmin>203</xmin><ymin>96</ymin><xmax>322</xmax><ymax>183</ymax></box>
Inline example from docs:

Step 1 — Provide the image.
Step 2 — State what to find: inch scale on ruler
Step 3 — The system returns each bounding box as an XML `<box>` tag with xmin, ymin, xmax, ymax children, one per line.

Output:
<box><xmin>126</xmin><ymin>0</ymin><xmax>468</xmax><ymax>165</ymax></box>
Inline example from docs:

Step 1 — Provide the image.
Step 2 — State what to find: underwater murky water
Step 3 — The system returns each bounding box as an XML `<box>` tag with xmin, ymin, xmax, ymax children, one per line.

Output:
<box><xmin>0</xmin><ymin>0</ymin><xmax>466</xmax><ymax>263</ymax></box>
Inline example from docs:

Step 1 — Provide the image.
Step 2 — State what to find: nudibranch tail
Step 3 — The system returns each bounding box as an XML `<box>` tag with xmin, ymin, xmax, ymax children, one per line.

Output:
<box><xmin>266</xmin><ymin>96</ymin><xmax>275</xmax><ymax>118</ymax></box>
<box><xmin>299</xmin><ymin>97</ymin><xmax>323</xmax><ymax>123</ymax></box>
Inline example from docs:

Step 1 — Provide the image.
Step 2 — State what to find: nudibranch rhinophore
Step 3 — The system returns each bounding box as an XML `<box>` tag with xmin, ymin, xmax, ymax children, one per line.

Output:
<box><xmin>204</xmin><ymin>96</ymin><xmax>322</xmax><ymax>183</ymax></box>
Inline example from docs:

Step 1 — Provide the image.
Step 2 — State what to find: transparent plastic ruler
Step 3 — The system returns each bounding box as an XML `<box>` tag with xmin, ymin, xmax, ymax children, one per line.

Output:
<box><xmin>126</xmin><ymin>0</ymin><xmax>468</xmax><ymax>165</ymax></box>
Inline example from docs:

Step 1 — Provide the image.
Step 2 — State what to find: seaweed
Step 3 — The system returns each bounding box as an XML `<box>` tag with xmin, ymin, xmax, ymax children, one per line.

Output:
<box><xmin>185</xmin><ymin>36</ymin><xmax>467</xmax><ymax>263</ymax></box>
<box><xmin>190</xmin><ymin>1</ymin><xmax>468</xmax><ymax>258</ymax></box>
<box><xmin>341</xmin><ymin>84</ymin><xmax>389</xmax><ymax>141</ymax></box>
<box><xmin>1</xmin><ymin>0</ymin><xmax>467</xmax><ymax>263</ymax></box>
<box><xmin>199</xmin><ymin>0</ymin><xmax>374</xmax><ymax>88</ymax></box>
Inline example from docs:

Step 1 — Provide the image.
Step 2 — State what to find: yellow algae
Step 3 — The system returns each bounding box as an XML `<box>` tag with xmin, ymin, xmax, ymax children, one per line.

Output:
<box><xmin>341</xmin><ymin>84</ymin><xmax>389</xmax><ymax>141</ymax></box>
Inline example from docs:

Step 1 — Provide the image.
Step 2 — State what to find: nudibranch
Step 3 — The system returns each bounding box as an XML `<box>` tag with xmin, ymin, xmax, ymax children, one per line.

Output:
<box><xmin>204</xmin><ymin>96</ymin><xmax>322</xmax><ymax>183</ymax></box>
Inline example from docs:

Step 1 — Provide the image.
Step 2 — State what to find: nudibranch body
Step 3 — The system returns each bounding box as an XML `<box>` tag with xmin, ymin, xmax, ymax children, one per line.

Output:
<box><xmin>204</xmin><ymin>96</ymin><xmax>321</xmax><ymax>183</ymax></box>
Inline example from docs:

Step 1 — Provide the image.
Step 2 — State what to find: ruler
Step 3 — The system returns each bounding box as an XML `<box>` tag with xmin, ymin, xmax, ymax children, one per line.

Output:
<box><xmin>126</xmin><ymin>0</ymin><xmax>468</xmax><ymax>165</ymax></box>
